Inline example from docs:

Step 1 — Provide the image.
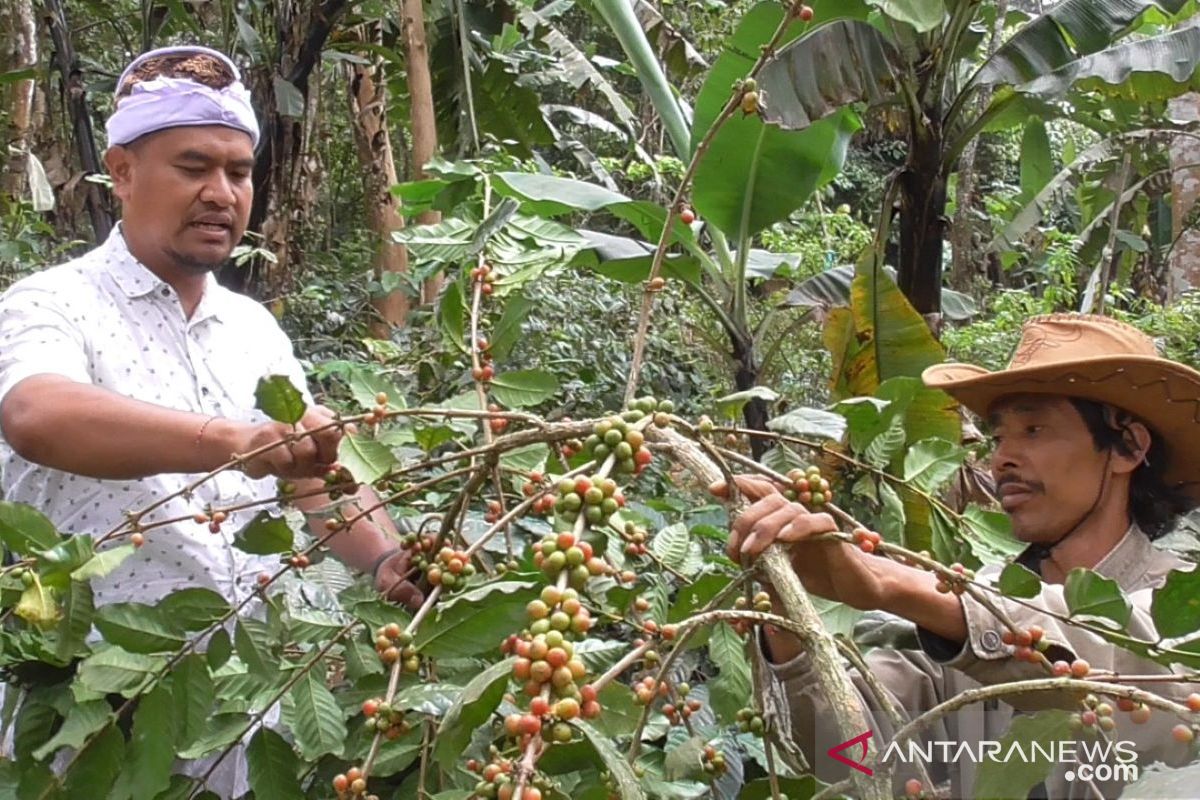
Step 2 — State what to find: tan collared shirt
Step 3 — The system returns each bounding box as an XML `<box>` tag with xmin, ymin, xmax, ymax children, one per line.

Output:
<box><xmin>764</xmin><ymin>528</ymin><xmax>1196</xmax><ymax>799</ymax></box>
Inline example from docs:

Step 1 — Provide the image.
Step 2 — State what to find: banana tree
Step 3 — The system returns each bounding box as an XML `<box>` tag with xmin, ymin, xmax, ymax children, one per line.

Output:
<box><xmin>754</xmin><ymin>0</ymin><xmax>1200</xmax><ymax>314</ymax></box>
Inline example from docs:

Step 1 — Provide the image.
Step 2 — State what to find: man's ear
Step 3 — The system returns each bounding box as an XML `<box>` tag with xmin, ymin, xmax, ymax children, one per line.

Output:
<box><xmin>103</xmin><ymin>146</ymin><xmax>134</xmax><ymax>203</ymax></box>
<box><xmin>1113</xmin><ymin>421</ymin><xmax>1152</xmax><ymax>475</ymax></box>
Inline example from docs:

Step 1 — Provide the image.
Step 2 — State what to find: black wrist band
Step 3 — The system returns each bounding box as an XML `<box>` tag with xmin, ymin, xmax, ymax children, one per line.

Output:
<box><xmin>370</xmin><ymin>547</ymin><xmax>402</xmax><ymax>578</ymax></box>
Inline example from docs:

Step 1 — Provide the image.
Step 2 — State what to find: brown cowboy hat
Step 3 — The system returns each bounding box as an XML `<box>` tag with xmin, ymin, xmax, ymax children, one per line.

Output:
<box><xmin>922</xmin><ymin>313</ymin><xmax>1200</xmax><ymax>502</ymax></box>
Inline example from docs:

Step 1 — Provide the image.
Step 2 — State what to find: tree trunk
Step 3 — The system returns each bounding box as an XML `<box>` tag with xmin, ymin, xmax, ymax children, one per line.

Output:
<box><xmin>401</xmin><ymin>0</ymin><xmax>444</xmax><ymax>304</ymax></box>
<box><xmin>2</xmin><ymin>0</ymin><xmax>38</xmax><ymax>199</ymax></box>
<box><xmin>730</xmin><ymin>330</ymin><xmax>769</xmax><ymax>459</ymax></box>
<box><xmin>235</xmin><ymin>0</ymin><xmax>348</xmax><ymax>296</ymax></box>
<box><xmin>348</xmin><ymin>34</ymin><xmax>410</xmax><ymax>331</ymax></box>
<box><xmin>898</xmin><ymin>122</ymin><xmax>946</xmax><ymax>317</ymax></box>
<box><xmin>42</xmin><ymin>0</ymin><xmax>112</xmax><ymax>241</ymax></box>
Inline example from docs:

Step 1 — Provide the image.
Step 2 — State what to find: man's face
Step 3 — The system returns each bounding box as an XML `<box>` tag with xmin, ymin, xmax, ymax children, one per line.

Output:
<box><xmin>987</xmin><ymin>395</ymin><xmax>1110</xmax><ymax>542</ymax></box>
<box><xmin>107</xmin><ymin>125</ymin><xmax>254</xmax><ymax>274</ymax></box>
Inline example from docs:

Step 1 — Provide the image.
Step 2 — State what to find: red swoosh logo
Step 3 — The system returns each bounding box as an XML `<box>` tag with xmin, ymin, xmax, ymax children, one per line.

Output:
<box><xmin>827</xmin><ymin>730</ymin><xmax>874</xmax><ymax>776</ymax></box>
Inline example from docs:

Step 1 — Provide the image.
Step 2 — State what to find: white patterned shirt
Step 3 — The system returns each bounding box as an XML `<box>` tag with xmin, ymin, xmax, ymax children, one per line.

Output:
<box><xmin>0</xmin><ymin>225</ymin><xmax>313</xmax><ymax>608</ymax></box>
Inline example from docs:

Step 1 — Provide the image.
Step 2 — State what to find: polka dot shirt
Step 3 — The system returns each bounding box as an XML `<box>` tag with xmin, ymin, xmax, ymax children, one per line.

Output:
<box><xmin>0</xmin><ymin>225</ymin><xmax>314</xmax><ymax>609</ymax></box>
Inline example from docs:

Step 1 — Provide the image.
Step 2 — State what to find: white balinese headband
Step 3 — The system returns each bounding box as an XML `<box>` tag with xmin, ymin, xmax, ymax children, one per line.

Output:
<box><xmin>105</xmin><ymin>45</ymin><xmax>260</xmax><ymax>147</ymax></box>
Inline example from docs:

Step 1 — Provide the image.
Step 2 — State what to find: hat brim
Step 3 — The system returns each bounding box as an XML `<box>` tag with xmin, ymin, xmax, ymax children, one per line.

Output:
<box><xmin>923</xmin><ymin>355</ymin><xmax>1200</xmax><ymax>503</ymax></box>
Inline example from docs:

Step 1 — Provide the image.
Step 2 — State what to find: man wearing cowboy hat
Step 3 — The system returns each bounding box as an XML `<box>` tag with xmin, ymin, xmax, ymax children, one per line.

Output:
<box><xmin>725</xmin><ymin>314</ymin><xmax>1199</xmax><ymax>798</ymax></box>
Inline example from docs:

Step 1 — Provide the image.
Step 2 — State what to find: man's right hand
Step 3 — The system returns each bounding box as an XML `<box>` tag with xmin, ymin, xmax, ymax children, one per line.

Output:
<box><xmin>233</xmin><ymin>405</ymin><xmax>344</xmax><ymax>479</ymax></box>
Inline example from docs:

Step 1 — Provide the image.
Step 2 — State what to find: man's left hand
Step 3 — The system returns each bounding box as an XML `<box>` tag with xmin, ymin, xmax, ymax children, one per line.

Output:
<box><xmin>373</xmin><ymin>549</ymin><xmax>425</xmax><ymax>610</ymax></box>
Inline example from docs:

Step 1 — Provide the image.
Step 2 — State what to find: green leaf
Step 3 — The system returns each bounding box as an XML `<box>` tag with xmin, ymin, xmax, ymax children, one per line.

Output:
<box><xmin>577</xmin><ymin>720</ymin><xmax>647</xmax><ymax>800</ymax></box>
<box><xmin>434</xmin><ymin>658</ymin><xmax>513</xmax><ymax>764</ymax></box>
<box><xmin>864</xmin><ymin>415</ymin><xmax>906</xmax><ymax>469</ymax></box>
<box><xmin>285</xmin><ymin>669</ymin><xmax>346</xmax><ymax>760</ymax></box>
<box><xmin>246</xmin><ymin>728</ymin><xmax>303</xmax><ymax>800</ymax></box>
<box><xmin>233</xmin><ymin>512</ymin><xmax>294</xmax><ymax>556</ymax></box>
<box><xmin>692</xmin><ymin>2</ymin><xmax>862</xmax><ymax>238</ymax></box>
<box><xmin>178</xmin><ymin>713</ymin><xmax>251</xmax><ymax>760</ymax></box>
<box><xmin>63</xmin><ymin>724</ymin><xmax>124</xmax><ymax>799</ymax></box>
<box><xmin>438</xmin><ymin>280</ymin><xmax>468</xmax><ymax>354</ymax></box>
<box><xmin>71</xmin><ymin>544</ymin><xmax>135</xmax><ymax>581</ymax></box>
<box><xmin>902</xmin><ymin>438</ymin><xmax>965</xmax><ymax>494</ymax></box>
<box><xmin>708</xmin><ymin>622</ymin><xmax>751</xmax><ymax>720</ymax></box>
<box><xmin>998</xmin><ymin>563</ymin><xmax>1043</xmax><ymax>599</ymax></box>
<box><xmin>172</xmin><ymin>655</ymin><xmax>215</xmax><ymax>750</ymax></box>
<box><xmin>767</xmin><ymin>407</ymin><xmax>847</xmax><ymax>441</ymax></box>
<box><xmin>94</xmin><ymin>603</ymin><xmax>187</xmax><ymax>653</ymax></box>
<box><xmin>111</xmin><ymin>680</ymin><xmax>177</xmax><ymax>800</ymax></box>
<box><xmin>649</xmin><ymin>523</ymin><xmax>690</xmax><ymax>573</ymax></box>
<box><xmin>1151</xmin><ymin>568</ymin><xmax>1200</xmax><ymax>639</ymax></box>
<box><xmin>54</xmin><ymin>579</ymin><xmax>94</xmax><ymax>662</ymax></box>
<box><xmin>0</xmin><ymin>501</ymin><xmax>61</xmax><ymax>554</ymax></box>
<box><xmin>254</xmin><ymin>375</ymin><xmax>307</xmax><ymax>425</ymax></box>
<box><xmin>273</xmin><ymin>76</ymin><xmax>304</xmax><ymax>118</ymax></box>
<box><xmin>960</xmin><ymin>505</ymin><xmax>1025</xmax><ymax>564</ymax></box>
<box><xmin>157</xmin><ymin>588</ymin><xmax>231</xmax><ymax>631</ymax></box>
<box><xmin>235</xmin><ymin>619</ymin><xmax>275</xmax><ymax>676</ymax></box>
<box><xmin>1121</xmin><ymin>762</ymin><xmax>1200</xmax><ymax>798</ymax></box>
<box><xmin>878</xmin><ymin>481</ymin><xmax>906</xmax><ymax>541</ymax></box>
<box><xmin>343</xmin><ymin>365</ymin><xmax>407</xmax><ymax>411</ymax></box>
<box><xmin>714</xmin><ymin>387</ymin><xmax>778</xmax><ymax>420</ymax></box>
<box><xmin>78</xmin><ymin>648</ymin><xmax>166</xmax><ymax>697</ymax></box>
<box><xmin>32</xmin><ymin>700</ymin><xmax>113</xmax><ymax>761</ymax></box>
<box><xmin>15</xmin><ymin>580</ymin><xmax>60</xmax><ymax>628</ymax></box>
<box><xmin>34</xmin><ymin>536</ymin><xmax>94</xmax><ymax>585</ymax></box>
<box><xmin>1064</xmin><ymin>568</ymin><xmax>1132</xmax><ymax>628</ymax></box>
<box><xmin>338</xmin><ymin>432</ymin><xmax>397</xmax><ymax>484</ymax></box>
<box><xmin>494</xmin><ymin>172</ymin><xmax>629</xmax><ymax>213</ymax></box>
<box><xmin>759</xmin><ymin>20</ymin><xmax>903</xmax><ymax>134</ymax></box>
<box><xmin>1019</xmin><ymin>119</ymin><xmax>1053</xmax><ymax>201</ymax></box>
<box><xmin>972</xmin><ymin>710</ymin><xmax>1075</xmax><ymax>800</ymax></box>
<box><xmin>489</xmin><ymin>370</ymin><xmax>559</xmax><ymax>408</ymax></box>
<box><xmin>415</xmin><ymin>581</ymin><xmax>539</xmax><ymax>658</ymax></box>
<box><xmin>393</xmin><ymin>683</ymin><xmax>463</xmax><ymax>716</ymax></box>
<box><xmin>871</xmin><ymin>0</ymin><xmax>945</xmax><ymax>32</ymax></box>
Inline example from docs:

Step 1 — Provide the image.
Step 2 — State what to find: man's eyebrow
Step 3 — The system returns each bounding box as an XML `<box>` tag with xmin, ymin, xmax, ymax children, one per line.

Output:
<box><xmin>176</xmin><ymin>150</ymin><xmax>255</xmax><ymax>169</ymax></box>
<box><xmin>987</xmin><ymin>400</ymin><xmax>1046</xmax><ymax>427</ymax></box>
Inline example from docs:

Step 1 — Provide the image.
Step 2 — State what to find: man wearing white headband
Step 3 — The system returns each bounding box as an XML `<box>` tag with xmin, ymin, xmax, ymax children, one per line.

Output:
<box><xmin>0</xmin><ymin>48</ymin><xmax>419</xmax><ymax>795</ymax></box>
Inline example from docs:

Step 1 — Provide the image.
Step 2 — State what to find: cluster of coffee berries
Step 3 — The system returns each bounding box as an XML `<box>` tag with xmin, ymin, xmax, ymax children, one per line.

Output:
<box><xmin>194</xmin><ymin>509</ymin><xmax>227</xmax><ymax>535</ymax></box>
<box><xmin>736</xmin><ymin>591</ymin><xmax>774</xmax><ymax>614</ymax></box>
<box><xmin>532</xmin><ymin>531</ymin><xmax>607</xmax><ymax>589</ymax></box>
<box><xmin>471</xmin><ymin>337</ymin><xmax>496</xmax><ymax>383</ymax></box>
<box><xmin>552</xmin><ymin>475</ymin><xmax>626</xmax><ymax>530</ymax></box>
<box><xmin>400</xmin><ymin>532</ymin><xmax>439</xmax><ymax>569</ymax></box>
<box><xmin>522</xmin><ymin>471</ymin><xmax>557</xmax><ymax>516</ymax></box>
<box><xmin>619</xmin><ymin>521</ymin><xmax>651</xmax><ymax>557</ymax></box>
<box><xmin>1002</xmin><ymin>625</ymin><xmax>1050</xmax><ymax>663</ymax></box>
<box><xmin>427</xmin><ymin>545</ymin><xmax>476</xmax><ymax>592</ymax></box>
<box><xmin>9</xmin><ymin>566</ymin><xmax>34</xmax><ymax>588</ymax></box>
<box><xmin>467</xmin><ymin>756</ymin><xmax>547</xmax><ymax>799</ymax></box>
<box><xmin>1051</xmin><ymin>658</ymin><xmax>1092</xmax><ymax>680</ymax></box>
<box><xmin>361</xmin><ymin>697</ymin><xmax>411</xmax><ymax>739</ymax></box>
<box><xmin>1071</xmin><ymin>693</ymin><xmax>1118</xmax><ymax>732</ymax></box>
<box><xmin>322</xmin><ymin>464</ymin><xmax>355</xmax><ymax>500</ymax></box>
<box><xmin>364</xmin><ymin>391</ymin><xmax>390</xmax><ymax>425</ymax></box>
<box><xmin>580</xmin><ymin>416</ymin><xmax>655</xmax><ymax>477</ymax></box>
<box><xmin>701</xmin><ymin>744</ymin><xmax>727</xmax><ymax>776</ymax></box>
<box><xmin>487</xmin><ymin>403</ymin><xmax>510</xmax><ymax>435</ymax></box>
<box><xmin>331</xmin><ymin>766</ymin><xmax>377</xmax><ymax>799</ymax></box>
<box><xmin>934</xmin><ymin>562</ymin><xmax>974</xmax><ymax>594</ymax></box>
<box><xmin>1116</xmin><ymin>696</ymin><xmax>1153</xmax><ymax>725</ymax></box>
<box><xmin>286</xmin><ymin>551</ymin><xmax>310</xmax><ymax>569</ymax></box>
<box><xmin>663</xmin><ymin>683</ymin><xmax>702</xmax><ymax>725</ymax></box>
<box><xmin>852</xmin><ymin>528</ymin><xmax>882</xmax><ymax>554</ymax></box>
<box><xmin>374</xmin><ymin>622</ymin><xmax>420</xmax><ymax>673</ymax></box>
<box><xmin>471</xmin><ymin>262</ymin><xmax>497</xmax><ymax>295</ymax></box>
<box><xmin>633</xmin><ymin>675</ymin><xmax>671</xmax><ymax>706</ymax></box>
<box><xmin>783</xmin><ymin>465</ymin><xmax>831</xmax><ymax>507</ymax></box>
<box><xmin>736</xmin><ymin>706</ymin><xmax>766</xmax><ymax>736</ymax></box>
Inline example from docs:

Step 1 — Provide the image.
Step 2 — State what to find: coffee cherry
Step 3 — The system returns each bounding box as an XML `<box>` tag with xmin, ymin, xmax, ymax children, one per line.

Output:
<box><xmin>1052</xmin><ymin>660</ymin><xmax>1072</xmax><ymax>677</ymax></box>
<box><xmin>1131</xmin><ymin>705</ymin><xmax>1152</xmax><ymax>724</ymax></box>
<box><xmin>679</xmin><ymin>207</ymin><xmax>696</xmax><ymax>224</ymax></box>
<box><xmin>131</xmin><ymin>532</ymin><xmax>145</xmax><ymax>548</ymax></box>
<box><xmin>1174</xmin><ymin>724</ymin><xmax>1196</xmax><ymax>744</ymax></box>
<box><xmin>797</xmin><ymin>3</ymin><xmax>814</xmax><ymax>22</ymax></box>
<box><xmin>1070</xmin><ymin>659</ymin><xmax>1090</xmax><ymax>679</ymax></box>
<box><xmin>905</xmin><ymin>778</ymin><xmax>923</xmax><ymax>798</ymax></box>
<box><xmin>1187</xmin><ymin>693</ymin><xmax>1200</xmax><ymax>712</ymax></box>
<box><xmin>647</xmin><ymin>276</ymin><xmax>666</xmax><ymax>292</ymax></box>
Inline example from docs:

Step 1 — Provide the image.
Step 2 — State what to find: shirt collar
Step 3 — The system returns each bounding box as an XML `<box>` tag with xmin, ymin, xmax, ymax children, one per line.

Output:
<box><xmin>1017</xmin><ymin>524</ymin><xmax>1154</xmax><ymax>585</ymax></box>
<box><xmin>101</xmin><ymin>224</ymin><xmax>224</xmax><ymax>322</ymax></box>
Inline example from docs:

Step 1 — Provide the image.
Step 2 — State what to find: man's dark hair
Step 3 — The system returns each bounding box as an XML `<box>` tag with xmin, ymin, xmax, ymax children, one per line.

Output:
<box><xmin>117</xmin><ymin>52</ymin><xmax>235</xmax><ymax>98</ymax></box>
<box><xmin>1069</xmin><ymin>397</ymin><xmax>1194</xmax><ymax>539</ymax></box>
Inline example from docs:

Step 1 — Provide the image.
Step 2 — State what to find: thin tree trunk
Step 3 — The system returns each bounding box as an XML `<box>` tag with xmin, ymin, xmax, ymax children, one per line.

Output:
<box><xmin>730</xmin><ymin>330</ymin><xmax>769</xmax><ymax>459</ymax></box>
<box><xmin>2</xmin><ymin>0</ymin><xmax>38</xmax><ymax>199</ymax></box>
<box><xmin>401</xmin><ymin>0</ymin><xmax>444</xmax><ymax>304</ymax></box>
<box><xmin>898</xmin><ymin>120</ymin><xmax>946</xmax><ymax>317</ymax></box>
<box><xmin>949</xmin><ymin>0</ymin><xmax>1007</xmax><ymax>291</ymax></box>
<box><xmin>348</xmin><ymin>32</ymin><xmax>410</xmax><ymax>331</ymax></box>
<box><xmin>42</xmin><ymin>0</ymin><xmax>112</xmax><ymax>240</ymax></box>
<box><xmin>237</xmin><ymin>0</ymin><xmax>348</xmax><ymax>296</ymax></box>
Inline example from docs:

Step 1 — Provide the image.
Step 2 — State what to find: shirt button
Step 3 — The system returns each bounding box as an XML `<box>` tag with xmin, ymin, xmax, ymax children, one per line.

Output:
<box><xmin>201</xmin><ymin>386</ymin><xmax>210</xmax><ymax>396</ymax></box>
<box><xmin>160</xmin><ymin>287</ymin><xmax>170</xmax><ymax>297</ymax></box>
<box><xmin>980</xmin><ymin>630</ymin><xmax>1003</xmax><ymax>651</ymax></box>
